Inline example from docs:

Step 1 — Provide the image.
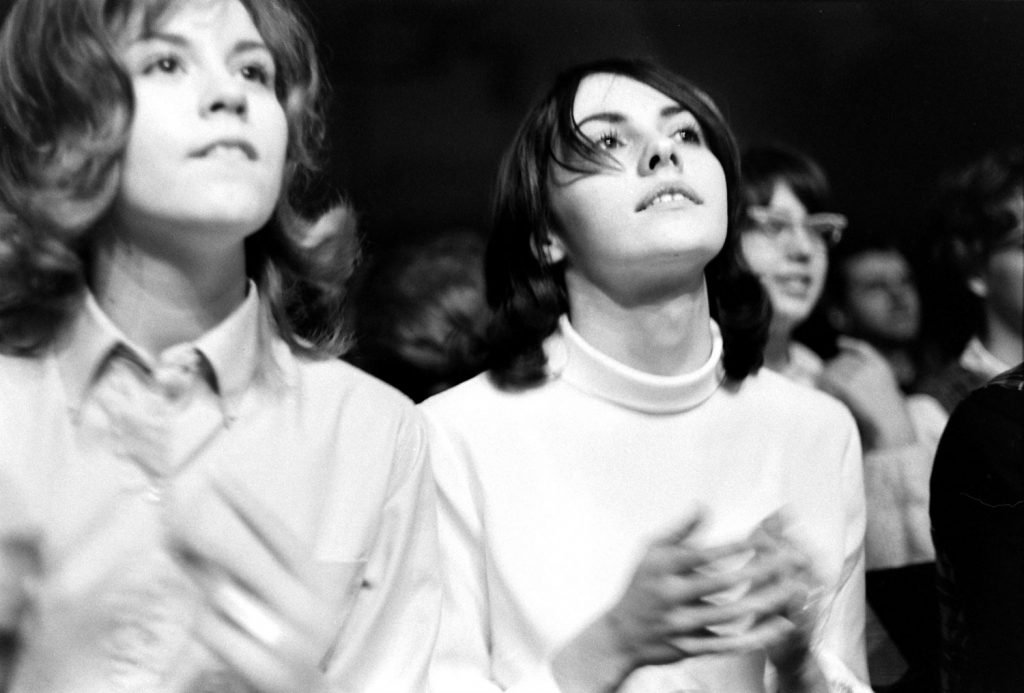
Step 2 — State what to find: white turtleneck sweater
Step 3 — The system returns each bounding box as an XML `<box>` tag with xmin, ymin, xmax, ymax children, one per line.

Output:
<box><xmin>422</xmin><ymin>317</ymin><xmax>869</xmax><ymax>693</ymax></box>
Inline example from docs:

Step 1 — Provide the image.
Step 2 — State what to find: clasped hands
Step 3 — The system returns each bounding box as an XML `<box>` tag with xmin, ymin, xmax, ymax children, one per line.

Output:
<box><xmin>554</xmin><ymin>508</ymin><xmax>826</xmax><ymax>692</ymax></box>
<box><xmin>166</xmin><ymin>475</ymin><xmax>338</xmax><ymax>693</ymax></box>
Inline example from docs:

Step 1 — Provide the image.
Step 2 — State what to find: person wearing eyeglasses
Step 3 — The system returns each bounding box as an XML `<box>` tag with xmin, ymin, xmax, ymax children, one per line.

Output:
<box><xmin>738</xmin><ymin>144</ymin><xmax>942</xmax><ymax>692</ymax></box>
<box><xmin>737</xmin><ymin>144</ymin><xmax>847</xmax><ymax>386</ymax></box>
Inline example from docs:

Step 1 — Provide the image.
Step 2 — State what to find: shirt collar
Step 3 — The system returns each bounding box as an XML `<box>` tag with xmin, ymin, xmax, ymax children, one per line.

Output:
<box><xmin>960</xmin><ymin>335</ymin><xmax>1013</xmax><ymax>381</ymax></box>
<box><xmin>56</xmin><ymin>281</ymin><xmax>286</xmax><ymax>423</ymax></box>
<box><xmin>547</xmin><ymin>314</ymin><xmax>724</xmax><ymax>414</ymax></box>
<box><xmin>56</xmin><ymin>291</ymin><xmax>126</xmax><ymax>418</ymax></box>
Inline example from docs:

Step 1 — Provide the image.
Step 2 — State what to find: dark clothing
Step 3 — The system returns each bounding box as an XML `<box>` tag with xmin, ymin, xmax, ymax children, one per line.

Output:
<box><xmin>867</xmin><ymin>563</ymin><xmax>940</xmax><ymax>693</ymax></box>
<box><xmin>930</xmin><ymin>363</ymin><xmax>1024</xmax><ymax>693</ymax></box>
<box><xmin>917</xmin><ymin>360</ymin><xmax>992</xmax><ymax>415</ymax></box>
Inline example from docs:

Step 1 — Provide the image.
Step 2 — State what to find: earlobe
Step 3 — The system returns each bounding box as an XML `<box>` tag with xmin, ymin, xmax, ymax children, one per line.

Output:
<box><xmin>967</xmin><ymin>275</ymin><xmax>988</xmax><ymax>298</ymax></box>
<box><xmin>544</xmin><ymin>234</ymin><xmax>567</xmax><ymax>264</ymax></box>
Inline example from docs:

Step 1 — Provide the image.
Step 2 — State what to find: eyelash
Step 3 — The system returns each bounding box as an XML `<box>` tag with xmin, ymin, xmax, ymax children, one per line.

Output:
<box><xmin>240</xmin><ymin>63</ymin><xmax>273</xmax><ymax>86</ymax></box>
<box><xmin>672</xmin><ymin>125</ymin><xmax>703</xmax><ymax>145</ymax></box>
<box><xmin>595</xmin><ymin>130</ymin><xmax>624</xmax><ymax>150</ymax></box>
<box><xmin>139</xmin><ymin>53</ymin><xmax>274</xmax><ymax>87</ymax></box>
<box><xmin>142</xmin><ymin>53</ymin><xmax>182</xmax><ymax>76</ymax></box>
<box><xmin>593</xmin><ymin>124</ymin><xmax>704</xmax><ymax>151</ymax></box>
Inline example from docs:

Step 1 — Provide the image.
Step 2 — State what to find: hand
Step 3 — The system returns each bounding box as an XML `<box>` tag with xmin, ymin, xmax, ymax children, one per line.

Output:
<box><xmin>552</xmin><ymin>510</ymin><xmax>821</xmax><ymax>692</ymax></box>
<box><xmin>0</xmin><ymin>535</ymin><xmax>40</xmax><ymax>688</ymax></box>
<box><xmin>818</xmin><ymin>337</ymin><xmax>916</xmax><ymax>451</ymax></box>
<box><xmin>747</xmin><ymin>516</ymin><xmax>827</xmax><ymax>691</ymax></box>
<box><xmin>167</xmin><ymin>475</ymin><xmax>336</xmax><ymax>693</ymax></box>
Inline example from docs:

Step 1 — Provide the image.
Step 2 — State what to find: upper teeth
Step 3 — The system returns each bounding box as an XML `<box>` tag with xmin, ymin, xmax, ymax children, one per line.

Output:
<box><xmin>647</xmin><ymin>191</ymin><xmax>689</xmax><ymax>208</ymax></box>
<box><xmin>210</xmin><ymin>144</ymin><xmax>246</xmax><ymax>157</ymax></box>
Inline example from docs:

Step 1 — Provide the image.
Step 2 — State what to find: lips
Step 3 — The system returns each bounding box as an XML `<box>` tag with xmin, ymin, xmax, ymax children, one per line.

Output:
<box><xmin>191</xmin><ymin>138</ymin><xmax>258</xmax><ymax>161</ymax></box>
<box><xmin>771</xmin><ymin>273</ymin><xmax>814</xmax><ymax>296</ymax></box>
<box><xmin>636</xmin><ymin>183</ymin><xmax>704</xmax><ymax>212</ymax></box>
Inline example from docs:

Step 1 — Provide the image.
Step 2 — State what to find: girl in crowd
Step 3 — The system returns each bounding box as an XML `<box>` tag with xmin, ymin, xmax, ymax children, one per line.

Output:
<box><xmin>423</xmin><ymin>59</ymin><xmax>869</xmax><ymax>692</ymax></box>
<box><xmin>0</xmin><ymin>0</ymin><xmax>438</xmax><ymax>690</ymax></box>
<box><xmin>737</xmin><ymin>145</ymin><xmax>942</xmax><ymax>690</ymax></box>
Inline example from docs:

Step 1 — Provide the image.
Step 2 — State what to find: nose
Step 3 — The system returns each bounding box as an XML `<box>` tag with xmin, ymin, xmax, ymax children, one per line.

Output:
<box><xmin>640</xmin><ymin>136</ymin><xmax>681</xmax><ymax>175</ymax></box>
<box><xmin>889</xmin><ymin>281</ymin><xmax>918</xmax><ymax>308</ymax></box>
<box><xmin>781</xmin><ymin>224</ymin><xmax>817</xmax><ymax>260</ymax></box>
<box><xmin>201</xmin><ymin>69</ymin><xmax>248</xmax><ymax>119</ymax></box>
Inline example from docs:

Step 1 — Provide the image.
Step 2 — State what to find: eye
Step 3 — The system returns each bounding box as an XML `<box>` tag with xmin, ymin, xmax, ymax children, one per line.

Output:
<box><xmin>594</xmin><ymin>130</ymin><xmax>624</xmax><ymax>150</ymax></box>
<box><xmin>240</xmin><ymin>62</ymin><xmax>273</xmax><ymax>87</ymax></box>
<box><xmin>672</xmin><ymin>125</ymin><xmax>703</xmax><ymax>145</ymax></box>
<box><xmin>143</xmin><ymin>54</ymin><xmax>183</xmax><ymax>76</ymax></box>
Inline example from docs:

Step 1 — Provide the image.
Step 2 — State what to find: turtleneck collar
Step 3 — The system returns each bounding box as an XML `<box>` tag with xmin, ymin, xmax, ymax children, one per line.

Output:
<box><xmin>546</xmin><ymin>314</ymin><xmax>725</xmax><ymax>414</ymax></box>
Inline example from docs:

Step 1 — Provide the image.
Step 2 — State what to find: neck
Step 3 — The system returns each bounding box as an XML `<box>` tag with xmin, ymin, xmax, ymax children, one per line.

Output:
<box><xmin>565</xmin><ymin>274</ymin><xmax>714</xmax><ymax>377</ymax></box>
<box><xmin>983</xmin><ymin>310</ymin><xmax>1024</xmax><ymax>368</ymax></box>
<box><xmin>876</xmin><ymin>345</ymin><xmax>918</xmax><ymax>389</ymax></box>
<box><xmin>89</xmin><ymin>232</ymin><xmax>248</xmax><ymax>357</ymax></box>
<box><xmin>763</xmin><ymin>322</ymin><xmax>795</xmax><ymax>373</ymax></box>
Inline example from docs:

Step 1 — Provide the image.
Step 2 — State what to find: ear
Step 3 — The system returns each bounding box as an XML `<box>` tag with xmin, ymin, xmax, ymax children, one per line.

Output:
<box><xmin>536</xmin><ymin>232</ymin><xmax>567</xmax><ymax>264</ymax></box>
<box><xmin>967</xmin><ymin>274</ymin><xmax>988</xmax><ymax>299</ymax></box>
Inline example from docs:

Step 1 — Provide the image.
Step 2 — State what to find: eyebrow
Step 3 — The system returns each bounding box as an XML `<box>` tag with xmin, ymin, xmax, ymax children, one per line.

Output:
<box><xmin>576</xmin><ymin>105</ymin><xmax>687</xmax><ymax>128</ymax></box>
<box><xmin>141</xmin><ymin>31</ymin><xmax>271</xmax><ymax>57</ymax></box>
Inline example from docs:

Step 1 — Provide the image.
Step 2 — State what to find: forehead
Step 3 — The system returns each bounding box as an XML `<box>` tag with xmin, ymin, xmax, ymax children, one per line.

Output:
<box><xmin>766</xmin><ymin>182</ymin><xmax>805</xmax><ymax>213</ymax></box>
<box><xmin>572</xmin><ymin>73</ymin><xmax>680</xmax><ymax>120</ymax></box>
<box><xmin>845</xmin><ymin>251</ymin><xmax>909</xmax><ymax>279</ymax></box>
<box><xmin>125</xmin><ymin>0</ymin><xmax>259</xmax><ymax>39</ymax></box>
<box><xmin>161</xmin><ymin>0</ymin><xmax>254</xmax><ymax>29</ymax></box>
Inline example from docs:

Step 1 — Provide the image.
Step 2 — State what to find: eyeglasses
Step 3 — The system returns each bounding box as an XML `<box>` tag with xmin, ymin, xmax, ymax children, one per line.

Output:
<box><xmin>745</xmin><ymin>206</ymin><xmax>848</xmax><ymax>248</ymax></box>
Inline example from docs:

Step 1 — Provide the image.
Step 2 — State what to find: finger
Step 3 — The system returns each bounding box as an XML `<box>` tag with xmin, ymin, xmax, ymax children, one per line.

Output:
<box><xmin>835</xmin><ymin>335</ymin><xmax>883</xmax><ymax>362</ymax></box>
<box><xmin>653</xmin><ymin>506</ymin><xmax>707</xmax><ymax>547</ymax></box>
<box><xmin>211</xmin><ymin>473</ymin><xmax>310</xmax><ymax>578</ymax></box>
<box><xmin>666</xmin><ymin>597</ymin><xmax>760</xmax><ymax>635</ymax></box>
<box><xmin>177</xmin><ymin>544</ymin><xmax>332</xmax><ymax>650</ymax></box>
<box><xmin>196</xmin><ymin>570</ymin><xmax>325</xmax><ymax>672</ymax></box>
<box><xmin>195</xmin><ymin>609</ymin><xmax>321</xmax><ymax>693</ymax></box>
<box><xmin>662</xmin><ymin>537</ymin><xmax>755</xmax><ymax>576</ymax></box>
<box><xmin>671</xmin><ymin>614</ymin><xmax>797</xmax><ymax>654</ymax></box>
<box><xmin>664</xmin><ymin>564</ymin><xmax>754</xmax><ymax>604</ymax></box>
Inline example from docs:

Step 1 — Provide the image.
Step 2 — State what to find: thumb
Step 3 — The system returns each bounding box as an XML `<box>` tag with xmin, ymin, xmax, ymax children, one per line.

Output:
<box><xmin>654</xmin><ymin>505</ymin><xmax>708</xmax><ymax>547</ymax></box>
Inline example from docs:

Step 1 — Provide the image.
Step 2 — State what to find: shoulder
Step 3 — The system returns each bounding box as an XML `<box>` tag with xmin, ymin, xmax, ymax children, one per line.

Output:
<box><xmin>741</xmin><ymin>365</ymin><xmax>854</xmax><ymax>424</ymax></box>
<box><xmin>419</xmin><ymin>370</ymin><xmax>541</xmax><ymax>420</ymax></box>
<box><xmin>916</xmin><ymin>359</ymin><xmax>988</xmax><ymax>414</ymax></box>
<box><xmin>0</xmin><ymin>352</ymin><xmax>55</xmax><ymax>411</ymax></box>
<box><xmin>286</xmin><ymin>354</ymin><xmax>426</xmax><ymax>441</ymax></box>
<box><xmin>292</xmin><ymin>354</ymin><xmax>414</xmax><ymax>408</ymax></box>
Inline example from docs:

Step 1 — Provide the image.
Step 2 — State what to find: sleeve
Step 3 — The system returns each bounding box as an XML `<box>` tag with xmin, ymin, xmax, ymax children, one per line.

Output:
<box><xmin>930</xmin><ymin>390</ymin><xmax>1024</xmax><ymax>690</ymax></box>
<box><xmin>0</xmin><ymin>366</ymin><xmax>48</xmax><ymax>681</ymax></box>
<box><xmin>424</xmin><ymin>410</ymin><xmax>563</xmax><ymax>693</ymax></box>
<box><xmin>814</xmin><ymin>418</ymin><xmax>872</xmax><ymax>693</ymax></box>
<box><xmin>323</xmin><ymin>410</ymin><xmax>442</xmax><ymax>693</ymax></box>
<box><xmin>860</xmin><ymin>395</ymin><xmax>948</xmax><ymax>570</ymax></box>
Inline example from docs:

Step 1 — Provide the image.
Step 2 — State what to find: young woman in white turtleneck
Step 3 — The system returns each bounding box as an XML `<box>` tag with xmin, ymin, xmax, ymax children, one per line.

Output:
<box><xmin>422</xmin><ymin>59</ymin><xmax>870</xmax><ymax>693</ymax></box>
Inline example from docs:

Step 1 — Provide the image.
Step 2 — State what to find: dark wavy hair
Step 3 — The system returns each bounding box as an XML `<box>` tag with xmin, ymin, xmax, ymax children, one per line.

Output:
<box><xmin>485</xmin><ymin>58</ymin><xmax>769</xmax><ymax>389</ymax></box>
<box><xmin>740</xmin><ymin>143</ymin><xmax>835</xmax><ymax>215</ymax></box>
<box><xmin>739</xmin><ymin>143</ymin><xmax>840</xmax><ymax>357</ymax></box>
<box><xmin>0</xmin><ymin>0</ymin><xmax>358</xmax><ymax>357</ymax></box>
<box><xmin>917</xmin><ymin>145</ymin><xmax>1023</xmax><ymax>359</ymax></box>
<box><xmin>346</xmin><ymin>229</ymin><xmax>491</xmax><ymax>403</ymax></box>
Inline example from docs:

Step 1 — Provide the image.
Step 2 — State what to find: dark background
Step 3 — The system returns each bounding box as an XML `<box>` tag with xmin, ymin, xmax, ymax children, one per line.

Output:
<box><xmin>304</xmin><ymin>0</ymin><xmax>1023</xmax><ymax>250</ymax></box>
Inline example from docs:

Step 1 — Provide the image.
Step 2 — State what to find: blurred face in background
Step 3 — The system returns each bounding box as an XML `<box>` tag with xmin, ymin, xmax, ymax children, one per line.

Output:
<box><xmin>740</xmin><ymin>182</ymin><xmax>841</xmax><ymax>335</ymax></box>
<box><xmin>833</xmin><ymin>249</ymin><xmax>921</xmax><ymax>346</ymax></box>
<box><xmin>972</xmin><ymin>185</ymin><xmax>1024</xmax><ymax>337</ymax></box>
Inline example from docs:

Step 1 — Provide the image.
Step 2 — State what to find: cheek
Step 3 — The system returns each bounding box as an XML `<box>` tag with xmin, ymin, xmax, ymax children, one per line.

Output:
<box><xmin>549</xmin><ymin>184</ymin><xmax>618</xmax><ymax>258</ymax></box>
<box><xmin>988</xmin><ymin>252</ymin><xmax>1024</xmax><ymax>303</ymax></box>
<box><xmin>809</xmin><ymin>254</ymin><xmax>829</xmax><ymax>285</ymax></box>
<box><xmin>739</xmin><ymin>234</ymin><xmax>777</xmax><ymax>276</ymax></box>
<box><xmin>259</xmin><ymin>108</ymin><xmax>289</xmax><ymax>187</ymax></box>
